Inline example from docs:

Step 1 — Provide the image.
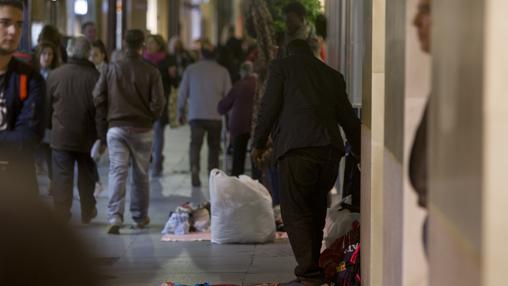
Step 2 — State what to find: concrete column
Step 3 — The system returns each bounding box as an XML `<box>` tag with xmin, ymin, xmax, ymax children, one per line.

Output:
<box><xmin>430</xmin><ymin>0</ymin><xmax>508</xmax><ymax>285</ymax></box>
<box><xmin>168</xmin><ymin>0</ymin><xmax>180</xmax><ymax>38</ymax></box>
<box><xmin>360</xmin><ymin>0</ymin><xmax>385</xmax><ymax>285</ymax></box>
<box><xmin>382</xmin><ymin>0</ymin><xmax>406</xmax><ymax>285</ymax></box>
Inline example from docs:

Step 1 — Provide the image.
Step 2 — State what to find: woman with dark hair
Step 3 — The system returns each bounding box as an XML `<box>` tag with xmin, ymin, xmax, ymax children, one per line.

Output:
<box><xmin>33</xmin><ymin>41</ymin><xmax>61</xmax><ymax>190</ymax></box>
<box><xmin>143</xmin><ymin>34</ymin><xmax>178</xmax><ymax>177</ymax></box>
<box><xmin>89</xmin><ymin>39</ymin><xmax>108</xmax><ymax>72</ymax></box>
<box><xmin>33</xmin><ymin>41</ymin><xmax>60</xmax><ymax>79</ymax></box>
<box><xmin>89</xmin><ymin>40</ymin><xmax>109</xmax><ymax>195</ymax></box>
<box><xmin>37</xmin><ymin>24</ymin><xmax>67</xmax><ymax>63</ymax></box>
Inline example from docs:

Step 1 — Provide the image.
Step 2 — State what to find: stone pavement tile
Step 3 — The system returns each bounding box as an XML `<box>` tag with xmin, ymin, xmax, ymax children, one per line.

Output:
<box><xmin>40</xmin><ymin>126</ymin><xmax>295</xmax><ymax>286</ymax></box>
<box><xmin>127</xmin><ymin>240</ymin><xmax>256</xmax><ymax>258</ymax></box>
<box><xmin>243</xmin><ymin>273</ymin><xmax>296</xmax><ymax>285</ymax></box>
<box><xmin>102</xmin><ymin>273</ymin><xmax>245</xmax><ymax>286</ymax></box>
<box><xmin>112</xmin><ymin>256</ymin><xmax>253</xmax><ymax>274</ymax></box>
<box><xmin>247</xmin><ymin>257</ymin><xmax>297</xmax><ymax>274</ymax></box>
<box><xmin>253</xmin><ymin>241</ymin><xmax>294</xmax><ymax>257</ymax></box>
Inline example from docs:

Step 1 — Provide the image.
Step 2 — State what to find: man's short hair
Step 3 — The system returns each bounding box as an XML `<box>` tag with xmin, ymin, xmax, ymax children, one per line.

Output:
<box><xmin>0</xmin><ymin>0</ymin><xmax>24</xmax><ymax>10</ymax></box>
<box><xmin>287</xmin><ymin>39</ymin><xmax>313</xmax><ymax>55</ymax></box>
<box><xmin>283</xmin><ymin>2</ymin><xmax>306</xmax><ymax>18</ymax></box>
<box><xmin>67</xmin><ymin>36</ymin><xmax>91</xmax><ymax>60</ymax></box>
<box><xmin>81</xmin><ymin>21</ymin><xmax>95</xmax><ymax>33</ymax></box>
<box><xmin>201</xmin><ymin>43</ymin><xmax>216</xmax><ymax>59</ymax></box>
<box><xmin>124</xmin><ymin>29</ymin><xmax>145</xmax><ymax>51</ymax></box>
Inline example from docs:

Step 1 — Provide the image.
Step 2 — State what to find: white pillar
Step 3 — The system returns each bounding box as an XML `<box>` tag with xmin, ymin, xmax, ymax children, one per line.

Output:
<box><xmin>361</xmin><ymin>0</ymin><xmax>385</xmax><ymax>284</ymax></box>
<box><xmin>430</xmin><ymin>0</ymin><xmax>508</xmax><ymax>285</ymax></box>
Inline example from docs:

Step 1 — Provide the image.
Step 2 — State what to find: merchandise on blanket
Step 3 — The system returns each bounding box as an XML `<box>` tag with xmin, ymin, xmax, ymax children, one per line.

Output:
<box><xmin>161</xmin><ymin>206</ymin><xmax>192</xmax><ymax>235</ymax></box>
<box><xmin>319</xmin><ymin>221</ymin><xmax>360</xmax><ymax>282</ymax></box>
<box><xmin>323</xmin><ymin>206</ymin><xmax>360</xmax><ymax>249</ymax></box>
<box><xmin>191</xmin><ymin>206</ymin><xmax>211</xmax><ymax>232</ymax></box>
<box><xmin>209</xmin><ymin>169</ymin><xmax>276</xmax><ymax>244</ymax></box>
<box><xmin>336</xmin><ymin>243</ymin><xmax>361</xmax><ymax>286</ymax></box>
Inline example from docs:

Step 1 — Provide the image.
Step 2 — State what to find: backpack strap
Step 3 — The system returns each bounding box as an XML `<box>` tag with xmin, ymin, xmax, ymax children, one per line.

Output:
<box><xmin>19</xmin><ymin>74</ymin><xmax>27</xmax><ymax>101</ymax></box>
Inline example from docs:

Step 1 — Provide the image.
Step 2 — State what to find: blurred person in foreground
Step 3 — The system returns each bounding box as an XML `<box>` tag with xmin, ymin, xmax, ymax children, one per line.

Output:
<box><xmin>0</xmin><ymin>187</ymin><xmax>98</xmax><ymax>286</ymax></box>
<box><xmin>252</xmin><ymin>39</ymin><xmax>360</xmax><ymax>286</ymax></box>
<box><xmin>0</xmin><ymin>0</ymin><xmax>45</xmax><ymax>193</ymax></box>
<box><xmin>409</xmin><ymin>0</ymin><xmax>431</xmax><ymax>251</ymax></box>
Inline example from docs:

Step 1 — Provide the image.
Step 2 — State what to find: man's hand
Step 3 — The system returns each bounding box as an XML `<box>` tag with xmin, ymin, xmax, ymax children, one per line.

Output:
<box><xmin>168</xmin><ymin>66</ymin><xmax>177</xmax><ymax>78</ymax></box>
<box><xmin>178</xmin><ymin>115</ymin><xmax>186</xmax><ymax>126</ymax></box>
<box><xmin>99</xmin><ymin>142</ymin><xmax>107</xmax><ymax>155</ymax></box>
<box><xmin>251</xmin><ymin>147</ymin><xmax>266</xmax><ymax>168</ymax></box>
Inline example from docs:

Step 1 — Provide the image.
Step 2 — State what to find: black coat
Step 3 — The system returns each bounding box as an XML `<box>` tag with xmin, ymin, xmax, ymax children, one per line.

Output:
<box><xmin>253</xmin><ymin>51</ymin><xmax>361</xmax><ymax>160</ymax></box>
<box><xmin>47</xmin><ymin>58</ymin><xmax>100</xmax><ymax>153</ymax></box>
<box><xmin>156</xmin><ymin>55</ymin><xmax>177</xmax><ymax>125</ymax></box>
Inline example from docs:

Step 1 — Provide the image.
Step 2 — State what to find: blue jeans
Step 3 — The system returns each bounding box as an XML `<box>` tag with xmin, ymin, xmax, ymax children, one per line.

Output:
<box><xmin>107</xmin><ymin>127</ymin><xmax>153</xmax><ymax>225</ymax></box>
<box><xmin>151</xmin><ymin>120</ymin><xmax>166</xmax><ymax>175</ymax></box>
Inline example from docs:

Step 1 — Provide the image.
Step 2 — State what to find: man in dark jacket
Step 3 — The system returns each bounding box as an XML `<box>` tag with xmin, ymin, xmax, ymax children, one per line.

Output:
<box><xmin>47</xmin><ymin>37</ymin><xmax>99</xmax><ymax>222</ymax></box>
<box><xmin>252</xmin><ymin>39</ymin><xmax>361</xmax><ymax>285</ymax></box>
<box><xmin>94</xmin><ymin>29</ymin><xmax>165</xmax><ymax>234</ymax></box>
<box><xmin>0</xmin><ymin>0</ymin><xmax>45</xmax><ymax>194</ymax></box>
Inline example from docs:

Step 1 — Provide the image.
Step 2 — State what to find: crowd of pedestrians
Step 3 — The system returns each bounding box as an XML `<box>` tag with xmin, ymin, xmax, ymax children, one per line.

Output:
<box><xmin>0</xmin><ymin>1</ymin><xmax>363</xmax><ymax>285</ymax></box>
<box><xmin>0</xmin><ymin>8</ymin><xmax>257</xmax><ymax>233</ymax></box>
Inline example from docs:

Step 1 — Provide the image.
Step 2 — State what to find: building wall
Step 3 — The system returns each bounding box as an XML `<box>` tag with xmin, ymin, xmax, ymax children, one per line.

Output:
<box><xmin>361</xmin><ymin>0</ymin><xmax>430</xmax><ymax>285</ymax></box>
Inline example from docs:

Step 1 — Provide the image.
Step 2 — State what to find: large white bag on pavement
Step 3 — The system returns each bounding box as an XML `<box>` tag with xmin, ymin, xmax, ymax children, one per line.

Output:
<box><xmin>209</xmin><ymin>169</ymin><xmax>276</xmax><ymax>244</ymax></box>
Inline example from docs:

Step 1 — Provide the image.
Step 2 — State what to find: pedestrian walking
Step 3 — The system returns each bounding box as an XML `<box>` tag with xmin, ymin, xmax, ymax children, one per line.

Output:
<box><xmin>94</xmin><ymin>29</ymin><xmax>165</xmax><ymax>234</ymax></box>
<box><xmin>178</xmin><ymin>43</ymin><xmax>232</xmax><ymax>187</ymax></box>
<box><xmin>217</xmin><ymin>61</ymin><xmax>256</xmax><ymax>176</ymax></box>
<box><xmin>47</xmin><ymin>37</ymin><xmax>100</xmax><ymax>223</ymax></box>
<box><xmin>0</xmin><ymin>0</ymin><xmax>45</xmax><ymax>195</ymax></box>
<box><xmin>143</xmin><ymin>34</ymin><xmax>178</xmax><ymax>177</ymax></box>
<box><xmin>252</xmin><ymin>40</ymin><xmax>361</xmax><ymax>286</ymax></box>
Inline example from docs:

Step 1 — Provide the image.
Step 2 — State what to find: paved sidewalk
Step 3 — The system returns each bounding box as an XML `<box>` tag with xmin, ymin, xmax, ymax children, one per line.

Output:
<box><xmin>38</xmin><ymin>125</ymin><xmax>296</xmax><ymax>286</ymax></box>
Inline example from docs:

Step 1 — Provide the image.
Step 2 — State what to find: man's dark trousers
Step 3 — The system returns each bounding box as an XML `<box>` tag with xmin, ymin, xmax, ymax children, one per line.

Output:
<box><xmin>278</xmin><ymin>145</ymin><xmax>340</xmax><ymax>282</ymax></box>
<box><xmin>52</xmin><ymin>149</ymin><xmax>97</xmax><ymax>220</ymax></box>
<box><xmin>189</xmin><ymin>119</ymin><xmax>222</xmax><ymax>186</ymax></box>
<box><xmin>231</xmin><ymin>132</ymin><xmax>250</xmax><ymax>176</ymax></box>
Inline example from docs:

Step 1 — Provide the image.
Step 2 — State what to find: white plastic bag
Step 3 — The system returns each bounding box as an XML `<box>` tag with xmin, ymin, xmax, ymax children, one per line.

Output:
<box><xmin>209</xmin><ymin>169</ymin><xmax>276</xmax><ymax>244</ymax></box>
<box><xmin>323</xmin><ymin>207</ymin><xmax>361</xmax><ymax>249</ymax></box>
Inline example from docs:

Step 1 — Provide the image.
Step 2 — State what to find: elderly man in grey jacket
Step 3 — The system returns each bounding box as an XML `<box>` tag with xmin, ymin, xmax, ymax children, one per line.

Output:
<box><xmin>94</xmin><ymin>30</ymin><xmax>165</xmax><ymax>234</ymax></box>
<box><xmin>48</xmin><ymin>37</ymin><xmax>100</xmax><ymax>223</ymax></box>
<box><xmin>178</xmin><ymin>44</ymin><xmax>231</xmax><ymax>187</ymax></box>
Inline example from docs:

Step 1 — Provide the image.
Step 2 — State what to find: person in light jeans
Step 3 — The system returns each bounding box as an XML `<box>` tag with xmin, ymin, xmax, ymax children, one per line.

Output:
<box><xmin>94</xmin><ymin>29</ymin><xmax>165</xmax><ymax>234</ymax></box>
<box><xmin>107</xmin><ymin>127</ymin><xmax>153</xmax><ymax>227</ymax></box>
